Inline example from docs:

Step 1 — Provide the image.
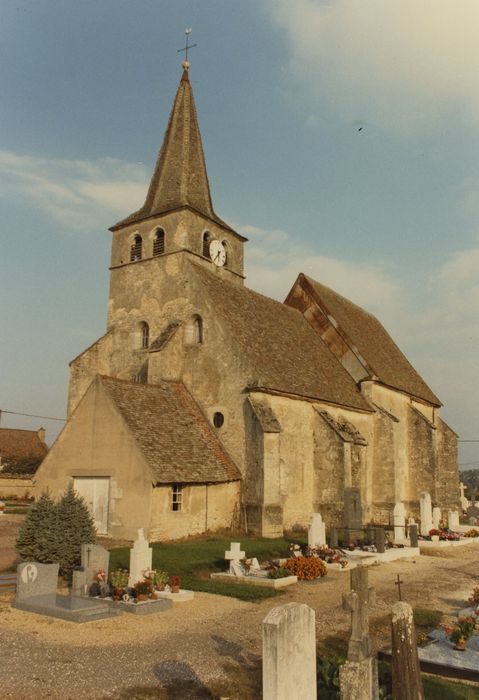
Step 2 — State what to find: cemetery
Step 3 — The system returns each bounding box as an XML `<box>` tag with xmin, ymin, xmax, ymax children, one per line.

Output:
<box><xmin>2</xmin><ymin>490</ymin><xmax>479</xmax><ymax>698</ymax></box>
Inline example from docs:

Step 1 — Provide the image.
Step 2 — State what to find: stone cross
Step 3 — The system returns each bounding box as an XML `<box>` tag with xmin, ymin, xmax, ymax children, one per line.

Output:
<box><xmin>308</xmin><ymin>512</ymin><xmax>326</xmax><ymax>548</ymax></box>
<box><xmin>225</xmin><ymin>542</ymin><xmax>245</xmax><ymax>573</ymax></box>
<box><xmin>419</xmin><ymin>492</ymin><xmax>433</xmax><ymax>535</ymax></box>
<box><xmin>342</xmin><ymin>566</ymin><xmax>376</xmax><ymax>662</ymax></box>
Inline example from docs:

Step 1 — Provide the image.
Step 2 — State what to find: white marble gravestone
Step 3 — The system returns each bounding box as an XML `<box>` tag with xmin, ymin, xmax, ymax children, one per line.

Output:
<box><xmin>432</xmin><ymin>507</ymin><xmax>442</xmax><ymax>530</ymax></box>
<box><xmin>419</xmin><ymin>492</ymin><xmax>433</xmax><ymax>536</ymax></box>
<box><xmin>460</xmin><ymin>483</ymin><xmax>469</xmax><ymax>512</ymax></box>
<box><xmin>225</xmin><ymin>542</ymin><xmax>245</xmax><ymax>574</ymax></box>
<box><xmin>308</xmin><ymin>513</ymin><xmax>326</xmax><ymax>548</ymax></box>
<box><xmin>448</xmin><ymin>510</ymin><xmax>460</xmax><ymax>531</ymax></box>
<box><xmin>393</xmin><ymin>502</ymin><xmax>406</xmax><ymax>544</ymax></box>
<box><xmin>263</xmin><ymin>603</ymin><xmax>317</xmax><ymax>700</ymax></box>
<box><xmin>128</xmin><ymin>528</ymin><xmax>153</xmax><ymax>587</ymax></box>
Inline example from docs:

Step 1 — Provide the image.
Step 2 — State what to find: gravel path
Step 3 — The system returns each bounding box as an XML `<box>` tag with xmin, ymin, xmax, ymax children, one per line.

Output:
<box><xmin>1</xmin><ymin>518</ymin><xmax>478</xmax><ymax>699</ymax></box>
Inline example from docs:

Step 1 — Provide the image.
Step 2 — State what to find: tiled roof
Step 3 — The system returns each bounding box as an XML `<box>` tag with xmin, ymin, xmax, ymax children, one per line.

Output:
<box><xmin>99</xmin><ymin>376</ymin><xmax>240</xmax><ymax>484</ymax></box>
<box><xmin>111</xmin><ymin>70</ymin><xmax>238</xmax><ymax>236</ymax></box>
<box><xmin>0</xmin><ymin>429</ymin><xmax>48</xmax><ymax>461</ymax></box>
<box><xmin>190</xmin><ymin>264</ymin><xmax>371</xmax><ymax>412</ymax></box>
<box><xmin>301</xmin><ymin>275</ymin><xmax>441</xmax><ymax>406</ymax></box>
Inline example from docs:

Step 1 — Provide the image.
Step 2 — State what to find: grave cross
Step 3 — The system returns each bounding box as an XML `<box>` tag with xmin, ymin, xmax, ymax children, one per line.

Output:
<box><xmin>342</xmin><ymin>566</ymin><xmax>376</xmax><ymax>662</ymax></box>
<box><xmin>177</xmin><ymin>28</ymin><xmax>197</xmax><ymax>65</ymax></box>
<box><xmin>395</xmin><ymin>573</ymin><xmax>404</xmax><ymax>601</ymax></box>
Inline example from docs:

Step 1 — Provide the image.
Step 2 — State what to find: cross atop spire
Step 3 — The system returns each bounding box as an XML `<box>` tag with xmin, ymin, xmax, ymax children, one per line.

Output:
<box><xmin>177</xmin><ymin>28</ymin><xmax>197</xmax><ymax>72</ymax></box>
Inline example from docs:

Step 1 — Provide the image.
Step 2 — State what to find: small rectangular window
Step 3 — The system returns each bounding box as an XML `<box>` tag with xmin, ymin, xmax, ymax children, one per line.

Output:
<box><xmin>171</xmin><ymin>484</ymin><xmax>183</xmax><ymax>511</ymax></box>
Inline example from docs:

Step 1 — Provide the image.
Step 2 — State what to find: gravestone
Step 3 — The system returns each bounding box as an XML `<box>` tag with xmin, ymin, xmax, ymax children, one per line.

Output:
<box><xmin>72</xmin><ymin>543</ymin><xmax>110</xmax><ymax>596</ymax></box>
<box><xmin>393</xmin><ymin>502</ymin><xmax>406</xmax><ymax>544</ymax></box>
<box><xmin>225</xmin><ymin>542</ymin><xmax>245</xmax><ymax>574</ymax></box>
<box><xmin>344</xmin><ymin>487</ymin><xmax>362</xmax><ymax>530</ymax></box>
<box><xmin>128</xmin><ymin>528</ymin><xmax>152</xmax><ymax>587</ymax></box>
<box><xmin>263</xmin><ymin>603</ymin><xmax>316</xmax><ymax>700</ymax></box>
<box><xmin>408</xmin><ymin>524</ymin><xmax>418</xmax><ymax>548</ymax></box>
<box><xmin>308</xmin><ymin>512</ymin><xmax>326</xmax><ymax>548</ymax></box>
<box><xmin>460</xmin><ymin>482</ymin><xmax>469</xmax><ymax>512</ymax></box>
<box><xmin>339</xmin><ymin>566</ymin><xmax>379</xmax><ymax>700</ymax></box>
<box><xmin>432</xmin><ymin>507</ymin><xmax>442</xmax><ymax>530</ymax></box>
<box><xmin>419</xmin><ymin>492</ymin><xmax>433</xmax><ymax>535</ymax></box>
<box><xmin>374</xmin><ymin>527</ymin><xmax>385</xmax><ymax>554</ymax></box>
<box><xmin>391</xmin><ymin>602</ymin><xmax>425</xmax><ymax>700</ymax></box>
<box><xmin>466</xmin><ymin>504</ymin><xmax>479</xmax><ymax>524</ymax></box>
<box><xmin>329</xmin><ymin>527</ymin><xmax>338</xmax><ymax>548</ymax></box>
<box><xmin>448</xmin><ymin>510</ymin><xmax>460</xmax><ymax>531</ymax></box>
<box><xmin>16</xmin><ymin>562</ymin><xmax>59</xmax><ymax>603</ymax></box>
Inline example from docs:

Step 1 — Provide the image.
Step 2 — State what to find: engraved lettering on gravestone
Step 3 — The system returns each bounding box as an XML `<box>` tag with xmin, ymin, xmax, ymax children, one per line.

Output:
<box><xmin>21</xmin><ymin>563</ymin><xmax>38</xmax><ymax>584</ymax></box>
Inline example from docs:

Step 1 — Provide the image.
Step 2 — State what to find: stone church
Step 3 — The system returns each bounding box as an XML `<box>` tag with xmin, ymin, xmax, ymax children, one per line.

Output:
<box><xmin>36</xmin><ymin>64</ymin><xmax>460</xmax><ymax>540</ymax></box>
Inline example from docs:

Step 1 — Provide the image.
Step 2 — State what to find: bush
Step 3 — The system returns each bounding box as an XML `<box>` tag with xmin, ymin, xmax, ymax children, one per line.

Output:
<box><xmin>285</xmin><ymin>556</ymin><xmax>327</xmax><ymax>580</ymax></box>
<box><xmin>15</xmin><ymin>484</ymin><xmax>96</xmax><ymax>581</ymax></box>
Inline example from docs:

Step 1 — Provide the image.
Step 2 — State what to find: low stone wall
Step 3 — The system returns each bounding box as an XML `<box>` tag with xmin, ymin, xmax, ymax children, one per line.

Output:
<box><xmin>0</xmin><ymin>475</ymin><xmax>35</xmax><ymax>499</ymax></box>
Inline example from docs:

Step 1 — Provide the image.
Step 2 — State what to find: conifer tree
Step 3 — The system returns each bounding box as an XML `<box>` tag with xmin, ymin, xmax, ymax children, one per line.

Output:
<box><xmin>16</xmin><ymin>490</ymin><xmax>57</xmax><ymax>562</ymax></box>
<box><xmin>55</xmin><ymin>483</ymin><xmax>96</xmax><ymax>580</ymax></box>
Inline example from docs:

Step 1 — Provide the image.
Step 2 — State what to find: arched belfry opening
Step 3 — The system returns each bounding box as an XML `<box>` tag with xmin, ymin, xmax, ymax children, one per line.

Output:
<box><xmin>184</xmin><ymin>314</ymin><xmax>203</xmax><ymax>345</ymax></box>
<box><xmin>202</xmin><ymin>232</ymin><xmax>210</xmax><ymax>258</ymax></box>
<box><xmin>153</xmin><ymin>228</ymin><xmax>165</xmax><ymax>256</ymax></box>
<box><xmin>130</xmin><ymin>234</ymin><xmax>142</xmax><ymax>262</ymax></box>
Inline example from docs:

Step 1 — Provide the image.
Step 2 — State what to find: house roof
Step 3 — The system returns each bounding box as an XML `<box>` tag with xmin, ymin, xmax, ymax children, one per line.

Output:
<box><xmin>110</xmin><ymin>68</ymin><xmax>239</xmax><ymax>237</ymax></box>
<box><xmin>300</xmin><ymin>275</ymin><xmax>441</xmax><ymax>406</ymax></box>
<box><xmin>99</xmin><ymin>376</ymin><xmax>241</xmax><ymax>484</ymax></box>
<box><xmin>190</xmin><ymin>263</ymin><xmax>371</xmax><ymax>412</ymax></box>
<box><xmin>0</xmin><ymin>428</ymin><xmax>48</xmax><ymax>461</ymax></box>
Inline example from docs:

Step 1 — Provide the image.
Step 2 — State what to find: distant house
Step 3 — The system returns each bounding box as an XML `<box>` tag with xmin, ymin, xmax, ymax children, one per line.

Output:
<box><xmin>0</xmin><ymin>428</ymin><xmax>48</xmax><ymax>474</ymax></box>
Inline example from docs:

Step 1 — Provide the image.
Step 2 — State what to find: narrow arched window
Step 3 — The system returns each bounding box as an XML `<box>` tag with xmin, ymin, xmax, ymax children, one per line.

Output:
<box><xmin>202</xmin><ymin>231</ymin><xmax>210</xmax><ymax>258</ymax></box>
<box><xmin>221</xmin><ymin>240</ymin><xmax>228</xmax><ymax>267</ymax></box>
<box><xmin>140</xmin><ymin>321</ymin><xmax>149</xmax><ymax>348</ymax></box>
<box><xmin>184</xmin><ymin>315</ymin><xmax>203</xmax><ymax>345</ymax></box>
<box><xmin>130</xmin><ymin>234</ymin><xmax>142</xmax><ymax>262</ymax></box>
<box><xmin>153</xmin><ymin>228</ymin><xmax>165</xmax><ymax>256</ymax></box>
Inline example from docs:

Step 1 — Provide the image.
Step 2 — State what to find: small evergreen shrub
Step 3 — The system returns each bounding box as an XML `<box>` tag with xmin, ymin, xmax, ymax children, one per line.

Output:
<box><xmin>15</xmin><ymin>484</ymin><xmax>96</xmax><ymax>581</ymax></box>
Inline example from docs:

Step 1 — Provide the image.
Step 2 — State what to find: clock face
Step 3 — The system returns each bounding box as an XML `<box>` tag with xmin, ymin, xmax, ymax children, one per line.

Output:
<box><xmin>209</xmin><ymin>239</ymin><xmax>226</xmax><ymax>267</ymax></box>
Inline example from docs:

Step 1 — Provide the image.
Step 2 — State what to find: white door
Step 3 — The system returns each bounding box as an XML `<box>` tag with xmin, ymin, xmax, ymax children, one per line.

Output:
<box><xmin>73</xmin><ymin>477</ymin><xmax>110</xmax><ymax>534</ymax></box>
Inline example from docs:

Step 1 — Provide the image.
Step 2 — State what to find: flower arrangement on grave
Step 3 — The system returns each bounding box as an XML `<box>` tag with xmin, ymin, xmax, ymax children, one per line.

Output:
<box><xmin>133</xmin><ymin>579</ymin><xmax>153</xmax><ymax>601</ymax></box>
<box><xmin>284</xmin><ymin>555</ymin><xmax>327</xmax><ymax>580</ymax></box>
<box><xmin>240</xmin><ymin>557</ymin><xmax>253</xmax><ymax>574</ymax></box>
<box><xmin>289</xmin><ymin>543</ymin><xmax>302</xmax><ymax>555</ymax></box>
<box><xmin>428</xmin><ymin>528</ymin><xmax>460</xmax><ymax>541</ymax></box>
<box><xmin>110</xmin><ymin>569</ymin><xmax>129</xmax><ymax>589</ymax></box>
<box><xmin>96</xmin><ymin>569</ymin><xmax>107</xmax><ymax>582</ymax></box>
<box><xmin>152</xmin><ymin>570</ymin><xmax>169</xmax><ymax>591</ymax></box>
<box><xmin>464</xmin><ymin>529</ymin><xmax>479</xmax><ymax>538</ymax></box>
<box><xmin>467</xmin><ymin>585</ymin><xmax>479</xmax><ymax>609</ymax></box>
<box><xmin>170</xmin><ymin>575</ymin><xmax>181</xmax><ymax>593</ymax></box>
<box><xmin>314</xmin><ymin>545</ymin><xmax>348</xmax><ymax>568</ymax></box>
<box><xmin>267</xmin><ymin>566</ymin><xmax>291</xmax><ymax>580</ymax></box>
<box><xmin>447</xmin><ymin>616</ymin><xmax>475</xmax><ymax>650</ymax></box>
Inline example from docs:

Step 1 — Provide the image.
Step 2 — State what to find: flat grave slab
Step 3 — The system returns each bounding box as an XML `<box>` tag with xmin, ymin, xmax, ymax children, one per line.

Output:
<box><xmin>374</xmin><ymin>546</ymin><xmax>419</xmax><ymax>562</ymax></box>
<box><xmin>109</xmin><ymin>598</ymin><xmax>173</xmax><ymax>614</ymax></box>
<box><xmin>419</xmin><ymin>536</ymin><xmax>479</xmax><ymax>549</ymax></box>
<box><xmin>416</xmin><ymin>629</ymin><xmax>479</xmax><ymax>681</ymax></box>
<box><xmin>13</xmin><ymin>594</ymin><xmax>122</xmax><ymax>623</ymax></box>
<box><xmin>210</xmin><ymin>572</ymin><xmax>298</xmax><ymax>588</ymax></box>
<box><xmin>155</xmin><ymin>589</ymin><xmax>195</xmax><ymax>602</ymax></box>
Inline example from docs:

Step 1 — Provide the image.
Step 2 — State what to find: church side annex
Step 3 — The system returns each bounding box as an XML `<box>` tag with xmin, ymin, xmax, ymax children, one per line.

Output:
<box><xmin>35</xmin><ymin>62</ymin><xmax>460</xmax><ymax>540</ymax></box>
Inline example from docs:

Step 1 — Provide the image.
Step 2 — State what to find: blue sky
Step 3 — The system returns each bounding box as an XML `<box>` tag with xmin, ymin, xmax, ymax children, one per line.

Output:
<box><xmin>1</xmin><ymin>1</ymin><xmax>478</xmax><ymax>468</ymax></box>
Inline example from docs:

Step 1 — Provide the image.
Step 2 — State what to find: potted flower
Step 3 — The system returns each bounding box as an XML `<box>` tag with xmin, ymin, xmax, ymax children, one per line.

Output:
<box><xmin>110</xmin><ymin>569</ymin><xmax>129</xmax><ymax>600</ymax></box>
<box><xmin>428</xmin><ymin>529</ymin><xmax>441</xmax><ymax>542</ymax></box>
<box><xmin>170</xmin><ymin>575</ymin><xmax>181</xmax><ymax>593</ymax></box>
<box><xmin>152</xmin><ymin>570</ymin><xmax>169</xmax><ymax>591</ymax></box>
<box><xmin>448</xmin><ymin>617</ymin><xmax>475</xmax><ymax>650</ymax></box>
<box><xmin>134</xmin><ymin>579</ymin><xmax>152</xmax><ymax>602</ymax></box>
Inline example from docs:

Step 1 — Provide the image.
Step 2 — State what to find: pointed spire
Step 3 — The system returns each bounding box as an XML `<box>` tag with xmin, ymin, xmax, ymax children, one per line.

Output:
<box><xmin>111</xmin><ymin>69</ymin><xmax>223</xmax><ymax>231</ymax></box>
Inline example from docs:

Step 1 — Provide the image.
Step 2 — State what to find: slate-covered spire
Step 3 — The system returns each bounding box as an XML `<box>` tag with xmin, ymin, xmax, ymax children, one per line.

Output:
<box><xmin>111</xmin><ymin>66</ymin><xmax>226</xmax><ymax>231</ymax></box>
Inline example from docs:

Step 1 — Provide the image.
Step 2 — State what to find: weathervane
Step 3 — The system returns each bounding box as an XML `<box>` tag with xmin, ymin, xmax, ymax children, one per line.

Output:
<box><xmin>177</xmin><ymin>28</ymin><xmax>197</xmax><ymax>69</ymax></box>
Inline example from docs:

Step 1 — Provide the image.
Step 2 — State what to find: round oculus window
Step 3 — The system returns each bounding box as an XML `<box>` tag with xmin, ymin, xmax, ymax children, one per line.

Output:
<box><xmin>213</xmin><ymin>412</ymin><xmax>224</xmax><ymax>428</ymax></box>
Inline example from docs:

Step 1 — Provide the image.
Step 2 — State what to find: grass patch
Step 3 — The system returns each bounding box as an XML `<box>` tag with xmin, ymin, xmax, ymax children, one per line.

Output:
<box><xmin>414</xmin><ymin>607</ymin><xmax>443</xmax><ymax>629</ymax></box>
<box><xmin>109</xmin><ymin>537</ymin><xmax>301</xmax><ymax>601</ymax></box>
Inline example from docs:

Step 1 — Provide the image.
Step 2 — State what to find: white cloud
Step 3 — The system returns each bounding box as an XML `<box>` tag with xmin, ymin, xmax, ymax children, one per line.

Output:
<box><xmin>269</xmin><ymin>0</ymin><xmax>479</xmax><ymax>133</ymax></box>
<box><xmin>0</xmin><ymin>150</ymin><xmax>148</xmax><ymax>230</ymax></box>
